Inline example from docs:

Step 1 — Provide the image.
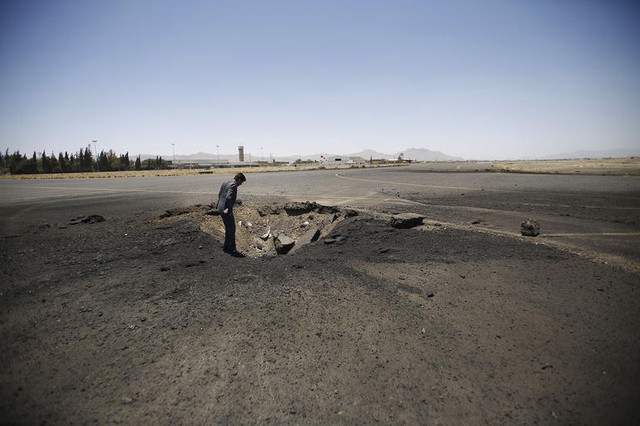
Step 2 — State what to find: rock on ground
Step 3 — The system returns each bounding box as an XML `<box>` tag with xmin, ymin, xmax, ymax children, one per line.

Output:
<box><xmin>521</xmin><ymin>218</ymin><xmax>540</xmax><ymax>236</ymax></box>
<box><xmin>390</xmin><ymin>213</ymin><xmax>424</xmax><ymax>229</ymax></box>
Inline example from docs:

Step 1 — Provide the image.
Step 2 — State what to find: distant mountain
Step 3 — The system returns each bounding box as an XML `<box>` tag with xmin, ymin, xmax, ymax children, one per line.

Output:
<box><xmin>179</xmin><ymin>151</ymin><xmax>216</xmax><ymax>160</ymax></box>
<box><xmin>348</xmin><ymin>148</ymin><xmax>463</xmax><ymax>162</ymax></box>
<box><xmin>396</xmin><ymin>148</ymin><xmax>463</xmax><ymax>161</ymax></box>
<box><xmin>142</xmin><ymin>152</ymin><xmax>237</xmax><ymax>162</ymax></box>
<box><xmin>542</xmin><ymin>148</ymin><xmax>640</xmax><ymax>160</ymax></box>
<box><xmin>142</xmin><ymin>147</ymin><xmax>462</xmax><ymax>163</ymax></box>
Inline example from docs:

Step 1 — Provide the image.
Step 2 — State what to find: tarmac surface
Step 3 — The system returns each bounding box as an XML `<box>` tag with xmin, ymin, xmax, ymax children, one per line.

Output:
<box><xmin>2</xmin><ymin>164</ymin><xmax>639</xmax><ymax>272</ymax></box>
<box><xmin>1</xmin><ymin>163</ymin><xmax>639</xmax><ymax>424</ymax></box>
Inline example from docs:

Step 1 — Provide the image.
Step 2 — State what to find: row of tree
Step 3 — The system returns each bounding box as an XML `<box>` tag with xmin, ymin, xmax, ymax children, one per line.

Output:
<box><xmin>0</xmin><ymin>146</ymin><xmax>169</xmax><ymax>174</ymax></box>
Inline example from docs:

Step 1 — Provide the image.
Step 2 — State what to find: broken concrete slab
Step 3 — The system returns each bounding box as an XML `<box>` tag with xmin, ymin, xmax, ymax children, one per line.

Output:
<box><xmin>289</xmin><ymin>227</ymin><xmax>321</xmax><ymax>254</ymax></box>
<box><xmin>389</xmin><ymin>213</ymin><xmax>424</xmax><ymax>229</ymax></box>
<box><xmin>274</xmin><ymin>233</ymin><xmax>296</xmax><ymax>255</ymax></box>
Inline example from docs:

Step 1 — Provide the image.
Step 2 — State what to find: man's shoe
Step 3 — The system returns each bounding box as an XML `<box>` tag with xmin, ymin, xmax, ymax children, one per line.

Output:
<box><xmin>224</xmin><ymin>249</ymin><xmax>244</xmax><ymax>257</ymax></box>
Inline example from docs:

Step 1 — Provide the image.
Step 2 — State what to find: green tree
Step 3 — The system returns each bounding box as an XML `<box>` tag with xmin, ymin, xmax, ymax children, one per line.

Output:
<box><xmin>69</xmin><ymin>153</ymin><xmax>79</xmax><ymax>172</ymax></box>
<box><xmin>31</xmin><ymin>152</ymin><xmax>38</xmax><ymax>174</ymax></box>
<box><xmin>120</xmin><ymin>152</ymin><xmax>130</xmax><ymax>170</ymax></box>
<box><xmin>41</xmin><ymin>150</ymin><xmax>52</xmax><ymax>173</ymax></box>
<box><xmin>98</xmin><ymin>150</ymin><xmax>109</xmax><ymax>171</ymax></box>
<box><xmin>142</xmin><ymin>156</ymin><xmax>168</xmax><ymax>170</ymax></box>
<box><xmin>9</xmin><ymin>151</ymin><xmax>27</xmax><ymax>174</ymax></box>
<box><xmin>79</xmin><ymin>147</ymin><xmax>94</xmax><ymax>172</ymax></box>
<box><xmin>85</xmin><ymin>146</ymin><xmax>94</xmax><ymax>172</ymax></box>
<box><xmin>58</xmin><ymin>153</ymin><xmax>66</xmax><ymax>172</ymax></box>
<box><xmin>107</xmin><ymin>150</ymin><xmax>120</xmax><ymax>171</ymax></box>
<box><xmin>50</xmin><ymin>151</ymin><xmax>60</xmax><ymax>173</ymax></box>
<box><xmin>79</xmin><ymin>147</ymin><xmax>85</xmax><ymax>172</ymax></box>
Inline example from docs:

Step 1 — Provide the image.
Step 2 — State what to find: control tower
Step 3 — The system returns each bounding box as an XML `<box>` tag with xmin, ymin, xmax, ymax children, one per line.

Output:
<box><xmin>238</xmin><ymin>146</ymin><xmax>244</xmax><ymax>162</ymax></box>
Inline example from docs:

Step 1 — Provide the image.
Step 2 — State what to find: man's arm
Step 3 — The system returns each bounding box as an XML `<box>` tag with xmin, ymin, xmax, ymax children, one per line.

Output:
<box><xmin>224</xmin><ymin>182</ymin><xmax>237</xmax><ymax>211</ymax></box>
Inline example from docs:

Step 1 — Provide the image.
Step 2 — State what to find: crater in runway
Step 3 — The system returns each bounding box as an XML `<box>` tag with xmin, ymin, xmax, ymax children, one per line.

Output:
<box><xmin>158</xmin><ymin>201</ymin><xmax>359</xmax><ymax>258</ymax></box>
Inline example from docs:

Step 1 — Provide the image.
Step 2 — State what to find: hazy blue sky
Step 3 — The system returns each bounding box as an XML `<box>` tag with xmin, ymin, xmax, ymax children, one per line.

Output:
<box><xmin>1</xmin><ymin>0</ymin><xmax>639</xmax><ymax>160</ymax></box>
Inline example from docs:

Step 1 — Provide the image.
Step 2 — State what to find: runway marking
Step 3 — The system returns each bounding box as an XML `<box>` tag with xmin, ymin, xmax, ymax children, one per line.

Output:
<box><xmin>520</xmin><ymin>202</ymin><xmax>639</xmax><ymax>211</ymax></box>
<box><xmin>335</xmin><ymin>172</ymin><xmax>507</xmax><ymax>192</ymax></box>
<box><xmin>543</xmin><ymin>232</ymin><xmax>640</xmax><ymax>237</ymax></box>
<box><xmin>285</xmin><ymin>195</ymin><xmax>640</xmax><ymax>239</ymax></box>
<box><xmin>334</xmin><ymin>172</ymin><xmax>640</xmax><ymax>209</ymax></box>
<box><xmin>381</xmin><ymin>208</ymin><xmax>640</xmax><ymax>274</ymax></box>
<box><xmin>388</xmin><ymin>198</ymin><xmax>640</xmax><ymax>238</ymax></box>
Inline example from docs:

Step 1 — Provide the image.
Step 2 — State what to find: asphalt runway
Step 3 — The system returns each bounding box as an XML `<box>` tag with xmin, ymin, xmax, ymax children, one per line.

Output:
<box><xmin>1</xmin><ymin>164</ymin><xmax>639</xmax><ymax>272</ymax></box>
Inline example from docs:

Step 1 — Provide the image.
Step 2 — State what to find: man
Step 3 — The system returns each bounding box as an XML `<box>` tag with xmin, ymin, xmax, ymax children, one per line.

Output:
<box><xmin>217</xmin><ymin>173</ymin><xmax>246</xmax><ymax>257</ymax></box>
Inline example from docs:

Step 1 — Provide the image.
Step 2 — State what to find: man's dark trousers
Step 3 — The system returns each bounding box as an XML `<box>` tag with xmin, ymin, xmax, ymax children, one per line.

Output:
<box><xmin>221</xmin><ymin>212</ymin><xmax>236</xmax><ymax>252</ymax></box>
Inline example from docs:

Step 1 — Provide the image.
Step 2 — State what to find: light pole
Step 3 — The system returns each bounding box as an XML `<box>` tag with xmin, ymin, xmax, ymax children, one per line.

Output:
<box><xmin>171</xmin><ymin>143</ymin><xmax>175</xmax><ymax>166</ymax></box>
<box><xmin>216</xmin><ymin>145</ymin><xmax>219</xmax><ymax>163</ymax></box>
<box><xmin>261</xmin><ymin>147</ymin><xmax>264</xmax><ymax>162</ymax></box>
<box><xmin>93</xmin><ymin>140</ymin><xmax>98</xmax><ymax>171</ymax></box>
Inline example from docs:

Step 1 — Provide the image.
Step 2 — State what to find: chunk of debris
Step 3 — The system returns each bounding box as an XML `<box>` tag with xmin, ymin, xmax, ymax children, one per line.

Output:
<box><xmin>257</xmin><ymin>204</ymin><xmax>281</xmax><ymax>217</ymax></box>
<box><xmin>260</xmin><ymin>227</ymin><xmax>272</xmax><ymax>240</ymax></box>
<box><xmin>69</xmin><ymin>214</ymin><xmax>105</xmax><ymax>225</ymax></box>
<box><xmin>302</xmin><ymin>227</ymin><xmax>321</xmax><ymax>243</ymax></box>
<box><xmin>521</xmin><ymin>218</ymin><xmax>540</xmax><ymax>236</ymax></box>
<box><xmin>324</xmin><ymin>234</ymin><xmax>347</xmax><ymax>245</ymax></box>
<box><xmin>344</xmin><ymin>209</ymin><xmax>359</xmax><ymax>217</ymax></box>
<box><xmin>159</xmin><ymin>207</ymin><xmax>192</xmax><ymax>218</ymax></box>
<box><xmin>290</xmin><ymin>227</ymin><xmax>321</xmax><ymax>254</ymax></box>
<box><xmin>284</xmin><ymin>201</ymin><xmax>339</xmax><ymax>216</ymax></box>
<box><xmin>274</xmin><ymin>233</ymin><xmax>296</xmax><ymax>255</ymax></box>
<box><xmin>390</xmin><ymin>213</ymin><xmax>424</xmax><ymax>229</ymax></box>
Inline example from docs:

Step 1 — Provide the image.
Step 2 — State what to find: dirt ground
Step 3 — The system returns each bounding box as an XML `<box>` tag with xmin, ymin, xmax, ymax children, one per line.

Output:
<box><xmin>1</xmin><ymin>195</ymin><xmax>639</xmax><ymax>424</ymax></box>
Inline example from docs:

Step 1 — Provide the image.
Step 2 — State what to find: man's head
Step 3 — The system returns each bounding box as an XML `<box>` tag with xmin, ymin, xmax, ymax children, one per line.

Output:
<box><xmin>234</xmin><ymin>173</ymin><xmax>246</xmax><ymax>186</ymax></box>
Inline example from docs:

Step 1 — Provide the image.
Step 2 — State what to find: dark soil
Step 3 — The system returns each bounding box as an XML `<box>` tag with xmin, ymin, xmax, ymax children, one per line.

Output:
<box><xmin>1</xmin><ymin>199</ymin><xmax>639</xmax><ymax>424</ymax></box>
